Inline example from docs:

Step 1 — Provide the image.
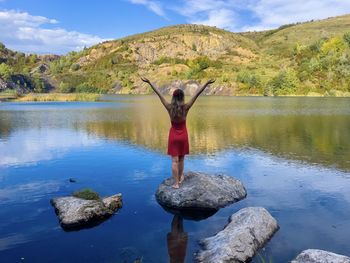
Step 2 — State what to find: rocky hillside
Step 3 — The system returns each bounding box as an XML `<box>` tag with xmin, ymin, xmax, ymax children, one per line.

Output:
<box><xmin>1</xmin><ymin>14</ymin><xmax>350</xmax><ymax>96</ymax></box>
<box><xmin>0</xmin><ymin>42</ymin><xmax>59</xmax><ymax>94</ymax></box>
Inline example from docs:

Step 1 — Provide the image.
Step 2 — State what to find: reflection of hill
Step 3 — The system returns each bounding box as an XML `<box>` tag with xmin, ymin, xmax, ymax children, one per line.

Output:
<box><xmin>83</xmin><ymin>97</ymin><xmax>350</xmax><ymax>171</ymax></box>
<box><xmin>1</xmin><ymin>97</ymin><xmax>349</xmax><ymax>170</ymax></box>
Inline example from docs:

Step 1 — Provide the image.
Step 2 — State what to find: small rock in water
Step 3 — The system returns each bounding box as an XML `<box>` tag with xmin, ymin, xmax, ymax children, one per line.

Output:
<box><xmin>195</xmin><ymin>207</ymin><xmax>279</xmax><ymax>263</ymax></box>
<box><xmin>69</xmin><ymin>178</ymin><xmax>76</xmax><ymax>183</ymax></box>
<box><xmin>51</xmin><ymin>193</ymin><xmax>122</xmax><ymax>230</ymax></box>
<box><xmin>155</xmin><ymin>171</ymin><xmax>247</xmax><ymax>212</ymax></box>
<box><xmin>291</xmin><ymin>249</ymin><xmax>350</xmax><ymax>263</ymax></box>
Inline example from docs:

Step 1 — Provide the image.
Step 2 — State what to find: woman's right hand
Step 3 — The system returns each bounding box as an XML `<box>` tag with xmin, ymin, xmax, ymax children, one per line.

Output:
<box><xmin>205</xmin><ymin>79</ymin><xmax>216</xmax><ymax>86</ymax></box>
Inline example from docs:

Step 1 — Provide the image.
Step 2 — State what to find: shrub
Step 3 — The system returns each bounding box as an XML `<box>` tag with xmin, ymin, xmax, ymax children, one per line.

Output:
<box><xmin>269</xmin><ymin>69</ymin><xmax>299</xmax><ymax>95</ymax></box>
<box><xmin>185</xmin><ymin>56</ymin><xmax>211</xmax><ymax>78</ymax></box>
<box><xmin>237</xmin><ymin>71</ymin><xmax>261</xmax><ymax>88</ymax></box>
<box><xmin>192</xmin><ymin>43</ymin><xmax>197</xmax><ymax>51</ymax></box>
<box><xmin>309</xmin><ymin>38</ymin><xmax>328</xmax><ymax>53</ymax></box>
<box><xmin>71</xmin><ymin>63</ymin><xmax>80</xmax><ymax>71</ymax></box>
<box><xmin>153</xmin><ymin>56</ymin><xmax>186</xmax><ymax>65</ymax></box>
<box><xmin>343</xmin><ymin>32</ymin><xmax>350</xmax><ymax>47</ymax></box>
<box><xmin>0</xmin><ymin>63</ymin><xmax>14</xmax><ymax>80</ymax></box>
<box><xmin>320</xmin><ymin>37</ymin><xmax>346</xmax><ymax>56</ymax></box>
<box><xmin>76</xmin><ymin>82</ymin><xmax>100</xmax><ymax>93</ymax></box>
<box><xmin>72</xmin><ymin>188</ymin><xmax>100</xmax><ymax>200</ymax></box>
<box><xmin>189</xmin><ymin>56</ymin><xmax>210</xmax><ymax>71</ymax></box>
<box><xmin>32</xmin><ymin>76</ymin><xmax>45</xmax><ymax>93</ymax></box>
<box><xmin>58</xmin><ymin>82</ymin><xmax>74</xmax><ymax>93</ymax></box>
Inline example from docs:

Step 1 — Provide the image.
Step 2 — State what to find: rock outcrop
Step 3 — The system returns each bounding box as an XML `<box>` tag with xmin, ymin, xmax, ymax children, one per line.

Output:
<box><xmin>155</xmin><ymin>172</ymin><xmax>246</xmax><ymax>213</ymax></box>
<box><xmin>195</xmin><ymin>207</ymin><xmax>279</xmax><ymax>263</ymax></box>
<box><xmin>291</xmin><ymin>249</ymin><xmax>350</xmax><ymax>263</ymax></box>
<box><xmin>51</xmin><ymin>194</ymin><xmax>122</xmax><ymax>230</ymax></box>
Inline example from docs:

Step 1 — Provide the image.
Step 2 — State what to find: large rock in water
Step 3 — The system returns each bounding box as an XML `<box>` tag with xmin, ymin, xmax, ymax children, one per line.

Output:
<box><xmin>155</xmin><ymin>172</ymin><xmax>246</xmax><ymax>213</ymax></box>
<box><xmin>291</xmin><ymin>249</ymin><xmax>350</xmax><ymax>263</ymax></box>
<box><xmin>195</xmin><ymin>207</ymin><xmax>279</xmax><ymax>263</ymax></box>
<box><xmin>51</xmin><ymin>194</ymin><xmax>122</xmax><ymax>230</ymax></box>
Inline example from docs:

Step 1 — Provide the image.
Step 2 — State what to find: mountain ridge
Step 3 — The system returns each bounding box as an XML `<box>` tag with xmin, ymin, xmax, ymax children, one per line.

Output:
<box><xmin>1</xmin><ymin>14</ymin><xmax>350</xmax><ymax>96</ymax></box>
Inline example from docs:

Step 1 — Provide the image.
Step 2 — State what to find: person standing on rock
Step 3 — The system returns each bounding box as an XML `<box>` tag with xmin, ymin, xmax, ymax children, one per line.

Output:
<box><xmin>141</xmin><ymin>77</ymin><xmax>215</xmax><ymax>188</ymax></box>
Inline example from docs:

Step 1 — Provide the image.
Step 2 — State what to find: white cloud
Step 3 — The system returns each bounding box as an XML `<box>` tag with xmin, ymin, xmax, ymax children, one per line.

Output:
<box><xmin>191</xmin><ymin>8</ymin><xmax>236</xmax><ymax>29</ymax></box>
<box><xmin>0</xmin><ymin>10</ymin><xmax>107</xmax><ymax>54</ymax></box>
<box><xmin>242</xmin><ymin>0</ymin><xmax>350</xmax><ymax>31</ymax></box>
<box><xmin>128</xmin><ymin>0</ymin><xmax>166</xmax><ymax>18</ymax></box>
<box><xmin>172</xmin><ymin>0</ymin><xmax>239</xmax><ymax>31</ymax></box>
<box><xmin>171</xmin><ymin>0</ymin><xmax>350</xmax><ymax>32</ymax></box>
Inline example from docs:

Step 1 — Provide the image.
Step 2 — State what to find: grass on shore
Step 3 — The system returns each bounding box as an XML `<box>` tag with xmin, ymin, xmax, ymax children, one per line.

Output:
<box><xmin>72</xmin><ymin>188</ymin><xmax>101</xmax><ymax>200</ymax></box>
<box><xmin>0</xmin><ymin>89</ymin><xmax>19</xmax><ymax>100</ymax></box>
<box><xmin>15</xmin><ymin>93</ymin><xmax>101</xmax><ymax>102</ymax></box>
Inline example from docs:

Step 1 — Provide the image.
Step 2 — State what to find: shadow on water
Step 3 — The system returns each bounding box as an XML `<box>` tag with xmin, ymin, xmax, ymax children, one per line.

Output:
<box><xmin>159</xmin><ymin>205</ymin><xmax>218</xmax><ymax>221</ymax></box>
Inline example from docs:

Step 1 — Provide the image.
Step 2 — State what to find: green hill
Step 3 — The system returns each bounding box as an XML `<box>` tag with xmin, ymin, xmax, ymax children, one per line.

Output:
<box><xmin>1</xmin><ymin>14</ymin><xmax>350</xmax><ymax>96</ymax></box>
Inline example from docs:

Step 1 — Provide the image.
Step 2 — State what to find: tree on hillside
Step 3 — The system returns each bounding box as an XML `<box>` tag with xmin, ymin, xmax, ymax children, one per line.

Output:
<box><xmin>269</xmin><ymin>69</ymin><xmax>299</xmax><ymax>95</ymax></box>
<box><xmin>0</xmin><ymin>63</ymin><xmax>14</xmax><ymax>80</ymax></box>
<box><xmin>343</xmin><ymin>32</ymin><xmax>350</xmax><ymax>47</ymax></box>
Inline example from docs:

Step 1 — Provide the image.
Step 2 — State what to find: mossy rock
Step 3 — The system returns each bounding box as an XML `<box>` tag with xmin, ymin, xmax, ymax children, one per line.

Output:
<box><xmin>72</xmin><ymin>188</ymin><xmax>100</xmax><ymax>200</ymax></box>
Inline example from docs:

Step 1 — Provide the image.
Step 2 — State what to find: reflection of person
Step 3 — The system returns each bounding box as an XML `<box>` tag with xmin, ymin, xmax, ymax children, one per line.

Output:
<box><xmin>167</xmin><ymin>215</ymin><xmax>188</xmax><ymax>263</ymax></box>
<box><xmin>141</xmin><ymin>77</ymin><xmax>215</xmax><ymax>188</ymax></box>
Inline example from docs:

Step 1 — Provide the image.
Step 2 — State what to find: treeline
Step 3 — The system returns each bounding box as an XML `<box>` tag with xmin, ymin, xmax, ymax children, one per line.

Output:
<box><xmin>0</xmin><ymin>43</ymin><xmax>50</xmax><ymax>93</ymax></box>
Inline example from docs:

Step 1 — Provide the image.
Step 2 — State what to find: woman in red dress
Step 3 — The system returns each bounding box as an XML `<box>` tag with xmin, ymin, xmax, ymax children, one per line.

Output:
<box><xmin>141</xmin><ymin>77</ymin><xmax>215</xmax><ymax>188</ymax></box>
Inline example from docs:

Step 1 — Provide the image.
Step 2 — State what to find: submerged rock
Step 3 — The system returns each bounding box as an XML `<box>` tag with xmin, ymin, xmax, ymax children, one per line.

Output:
<box><xmin>51</xmin><ymin>194</ymin><xmax>122</xmax><ymax>230</ymax></box>
<box><xmin>195</xmin><ymin>207</ymin><xmax>279</xmax><ymax>263</ymax></box>
<box><xmin>291</xmin><ymin>249</ymin><xmax>350</xmax><ymax>263</ymax></box>
<box><xmin>155</xmin><ymin>172</ymin><xmax>246</xmax><ymax>213</ymax></box>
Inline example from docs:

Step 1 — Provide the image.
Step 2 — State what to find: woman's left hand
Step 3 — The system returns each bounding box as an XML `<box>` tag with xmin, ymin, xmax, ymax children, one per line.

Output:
<box><xmin>141</xmin><ymin>77</ymin><xmax>151</xmax><ymax>84</ymax></box>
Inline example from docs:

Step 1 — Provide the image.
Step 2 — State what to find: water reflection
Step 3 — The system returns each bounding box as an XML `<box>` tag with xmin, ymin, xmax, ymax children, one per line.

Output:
<box><xmin>0</xmin><ymin>129</ymin><xmax>99</xmax><ymax>167</ymax></box>
<box><xmin>82</xmin><ymin>97</ymin><xmax>350</xmax><ymax>170</ymax></box>
<box><xmin>1</xmin><ymin>97</ymin><xmax>350</xmax><ymax>171</ymax></box>
<box><xmin>167</xmin><ymin>215</ymin><xmax>188</xmax><ymax>263</ymax></box>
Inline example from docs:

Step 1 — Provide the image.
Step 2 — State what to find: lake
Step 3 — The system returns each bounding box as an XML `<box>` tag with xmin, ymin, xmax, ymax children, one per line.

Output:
<box><xmin>0</xmin><ymin>96</ymin><xmax>350</xmax><ymax>263</ymax></box>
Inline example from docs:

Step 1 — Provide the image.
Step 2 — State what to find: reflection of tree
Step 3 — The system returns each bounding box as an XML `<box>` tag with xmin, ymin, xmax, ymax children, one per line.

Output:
<box><xmin>167</xmin><ymin>215</ymin><xmax>188</xmax><ymax>263</ymax></box>
<box><xmin>0</xmin><ymin>113</ymin><xmax>12</xmax><ymax>139</ymax></box>
<box><xmin>82</xmin><ymin>98</ymin><xmax>350</xmax><ymax>170</ymax></box>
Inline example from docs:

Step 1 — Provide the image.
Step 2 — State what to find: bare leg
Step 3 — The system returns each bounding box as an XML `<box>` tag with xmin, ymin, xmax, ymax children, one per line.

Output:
<box><xmin>179</xmin><ymin>155</ymin><xmax>185</xmax><ymax>184</ymax></box>
<box><xmin>172</xmin><ymin>156</ymin><xmax>180</xmax><ymax>188</ymax></box>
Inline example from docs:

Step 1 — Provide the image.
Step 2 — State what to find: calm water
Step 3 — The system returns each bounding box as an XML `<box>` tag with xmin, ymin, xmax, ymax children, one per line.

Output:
<box><xmin>0</xmin><ymin>96</ymin><xmax>350</xmax><ymax>263</ymax></box>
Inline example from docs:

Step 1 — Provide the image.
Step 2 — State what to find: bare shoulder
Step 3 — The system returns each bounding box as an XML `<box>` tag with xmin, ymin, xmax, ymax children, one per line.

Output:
<box><xmin>184</xmin><ymin>102</ymin><xmax>192</xmax><ymax>111</ymax></box>
<box><xmin>164</xmin><ymin>101</ymin><xmax>171</xmax><ymax>110</ymax></box>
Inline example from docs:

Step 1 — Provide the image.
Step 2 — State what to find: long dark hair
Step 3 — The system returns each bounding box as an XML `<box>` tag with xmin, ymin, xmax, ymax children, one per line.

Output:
<box><xmin>170</xmin><ymin>89</ymin><xmax>185</xmax><ymax>119</ymax></box>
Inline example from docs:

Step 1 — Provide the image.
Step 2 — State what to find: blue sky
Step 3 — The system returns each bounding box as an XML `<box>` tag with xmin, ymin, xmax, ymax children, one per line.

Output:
<box><xmin>1</xmin><ymin>0</ymin><xmax>350</xmax><ymax>54</ymax></box>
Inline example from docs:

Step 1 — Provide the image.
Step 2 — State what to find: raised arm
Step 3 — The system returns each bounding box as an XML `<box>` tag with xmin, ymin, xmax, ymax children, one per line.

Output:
<box><xmin>185</xmin><ymin>79</ymin><xmax>215</xmax><ymax>110</ymax></box>
<box><xmin>141</xmin><ymin>77</ymin><xmax>170</xmax><ymax>110</ymax></box>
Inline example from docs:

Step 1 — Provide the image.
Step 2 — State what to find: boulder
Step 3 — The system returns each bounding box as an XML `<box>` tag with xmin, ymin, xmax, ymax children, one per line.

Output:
<box><xmin>155</xmin><ymin>172</ymin><xmax>246</xmax><ymax>213</ymax></box>
<box><xmin>291</xmin><ymin>249</ymin><xmax>350</xmax><ymax>263</ymax></box>
<box><xmin>195</xmin><ymin>207</ymin><xmax>279</xmax><ymax>263</ymax></box>
<box><xmin>51</xmin><ymin>194</ymin><xmax>122</xmax><ymax>230</ymax></box>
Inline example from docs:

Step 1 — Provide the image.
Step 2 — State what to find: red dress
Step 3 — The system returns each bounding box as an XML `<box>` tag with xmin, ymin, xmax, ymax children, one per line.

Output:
<box><xmin>167</xmin><ymin>120</ymin><xmax>189</xmax><ymax>156</ymax></box>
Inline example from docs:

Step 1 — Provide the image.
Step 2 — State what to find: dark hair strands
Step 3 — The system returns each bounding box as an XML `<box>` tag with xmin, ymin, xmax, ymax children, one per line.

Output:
<box><xmin>170</xmin><ymin>89</ymin><xmax>185</xmax><ymax>119</ymax></box>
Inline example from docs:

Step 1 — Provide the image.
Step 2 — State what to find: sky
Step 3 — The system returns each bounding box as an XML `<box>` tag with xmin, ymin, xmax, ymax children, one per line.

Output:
<box><xmin>1</xmin><ymin>0</ymin><xmax>350</xmax><ymax>54</ymax></box>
